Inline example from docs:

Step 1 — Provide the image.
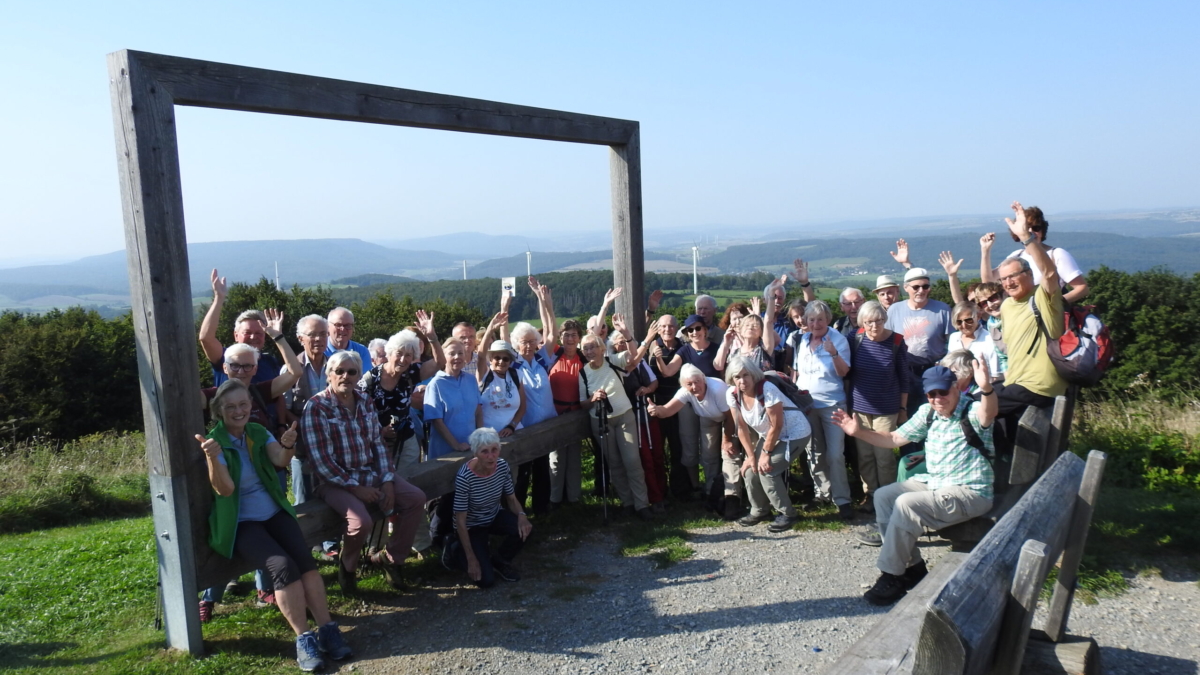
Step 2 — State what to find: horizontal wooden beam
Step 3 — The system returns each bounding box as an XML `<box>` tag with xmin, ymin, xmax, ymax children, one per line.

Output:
<box><xmin>119</xmin><ymin>50</ymin><xmax>638</xmax><ymax>146</ymax></box>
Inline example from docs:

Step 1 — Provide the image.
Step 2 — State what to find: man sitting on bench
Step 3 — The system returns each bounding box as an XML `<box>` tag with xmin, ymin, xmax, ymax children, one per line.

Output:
<box><xmin>832</xmin><ymin>360</ymin><xmax>997</xmax><ymax>605</ymax></box>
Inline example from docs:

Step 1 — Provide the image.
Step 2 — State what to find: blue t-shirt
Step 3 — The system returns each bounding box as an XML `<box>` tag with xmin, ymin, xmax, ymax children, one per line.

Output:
<box><xmin>515</xmin><ymin>347</ymin><xmax>558</xmax><ymax>427</ymax></box>
<box><xmin>424</xmin><ymin>370</ymin><xmax>482</xmax><ymax>460</ymax></box>
<box><xmin>885</xmin><ymin>299</ymin><xmax>952</xmax><ymax>367</ymax></box>
<box><xmin>325</xmin><ymin>340</ymin><xmax>373</xmax><ymax>367</ymax></box>
<box><xmin>216</xmin><ymin>431</ymin><xmax>282</xmax><ymax>523</ymax></box>
<box><xmin>789</xmin><ymin>330</ymin><xmax>851</xmax><ymax>408</ymax></box>
<box><xmin>211</xmin><ymin>352</ymin><xmax>280</xmax><ymax>387</ymax></box>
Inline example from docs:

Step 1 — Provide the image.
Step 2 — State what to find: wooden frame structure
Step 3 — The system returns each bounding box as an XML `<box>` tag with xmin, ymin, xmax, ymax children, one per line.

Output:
<box><xmin>107</xmin><ymin>49</ymin><xmax>644</xmax><ymax>654</ymax></box>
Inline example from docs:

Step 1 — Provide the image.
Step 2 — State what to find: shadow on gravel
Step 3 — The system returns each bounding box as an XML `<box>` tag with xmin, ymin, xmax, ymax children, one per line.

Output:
<box><xmin>1098</xmin><ymin>648</ymin><xmax>1198</xmax><ymax>675</ymax></box>
<box><xmin>686</xmin><ymin>529</ymin><xmax>757</xmax><ymax>544</ymax></box>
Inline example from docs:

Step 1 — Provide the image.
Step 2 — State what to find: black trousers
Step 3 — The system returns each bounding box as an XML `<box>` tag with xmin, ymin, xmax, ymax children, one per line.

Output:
<box><xmin>656</xmin><ymin>414</ymin><xmax>692</xmax><ymax>499</ymax></box>
<box><xmin>993</xmin><ymin>382</ymin><xmax>1056</xmax><ymax>456</ymax></box>
<box><xmin>445</xmin><ymin>510</ymin><xmax>525</xmax><ymax>588</ymax></box>
<box><xmin>515</xmin><ymin>455</ymin><xmax>551</xmax><ymax>515</ymax></box>
<box><xmin>234</xmin><ymin>510</ymin><xmax>318</xmax><ymax>591</ymax></box>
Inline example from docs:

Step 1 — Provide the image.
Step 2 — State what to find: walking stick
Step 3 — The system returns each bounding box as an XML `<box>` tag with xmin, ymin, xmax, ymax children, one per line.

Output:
<box><xmin>597</xmin><ymin>397</ymin><xmax>613</xmax><ymax>525</ymax></box>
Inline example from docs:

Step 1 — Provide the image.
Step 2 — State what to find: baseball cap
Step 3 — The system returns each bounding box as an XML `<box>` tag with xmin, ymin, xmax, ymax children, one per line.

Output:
<box><xmin>921</xmin><ymin>366</ymin><xmax>957</xmax><ymax>394</ymax></box>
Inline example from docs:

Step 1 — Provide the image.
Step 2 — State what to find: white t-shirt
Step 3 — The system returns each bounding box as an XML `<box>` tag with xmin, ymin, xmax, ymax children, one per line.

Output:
<box><xmin>480</xmin><ymin>370</ymin><xmax>522</xmax><ymax>431</ymax></box>
<box><xmin>1005</xmin><ymin>247</ymin><xmax>1083</xmax><ymax>287</ymax></box>
<box><xmin>725</xmin><ymin>381</ymin><xmax>811</xmax><ymax>442</ymax></box>
<box><xmin>671</xmin><ymin>377</ymin><xmax>730</xmax><ymax>421</ymax></box>
<box><xmin>948</xmin><ymin>327</ymin><xmax>1001</xmax><ymax>381</ymax></box>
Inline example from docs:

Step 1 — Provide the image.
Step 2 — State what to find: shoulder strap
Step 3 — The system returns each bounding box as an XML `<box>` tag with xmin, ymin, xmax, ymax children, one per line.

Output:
<box><xmin>926</xmin><ymin>401</ymin><xmax>990</xmax><ymax>458</ymax></box>
<box><xmin>479</xmin><ymin>370</ymin><xmax>495</xmax><ymax>393</ymax></box>
<box><xmin>533</xmin><ymin>352</ymin><xmax>549</xmax><ymax>371</ymax></box>
<box><xmin>554</xmin><ymin>345</ymin><xmax>565</xmax><ymax>358</ymax></box>
<box><xmin>1027</xmin><ymin>293</ymin><xmax>1049</xmax><ymax>355</ymax></box>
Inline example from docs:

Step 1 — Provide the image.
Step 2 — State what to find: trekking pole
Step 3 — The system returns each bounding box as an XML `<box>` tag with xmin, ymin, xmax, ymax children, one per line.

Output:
<box><xmin>597</xmin><ymin>398</ymin><xmax>612</xmax><ymax>525</ymax></box>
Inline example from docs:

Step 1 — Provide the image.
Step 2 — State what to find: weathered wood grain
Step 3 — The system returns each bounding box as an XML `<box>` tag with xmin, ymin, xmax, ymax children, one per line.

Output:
<box><xmin>992</xmin><ymin>539</ymin><xmax>1051</xmax><ymax>675</ymax></box>
<box><xmin>1009</xmin><ymin>405</ymin><xmax>1051</xmax><ymax>486</ymax></box>
<box><xmin>824</xmin><ymin>553</ymin><xmax>967</xmax><ymax>675</ymax></box>
<box><xmin>609</xmin><ymin>129</ymin><xmax>645</xmax><ymax>338</ymax></box>
<box><xmin>1022</xmin><ymin>633</ymin><xmax>1099</xmax><ymax>675</ymax></box>
<box><xmin>1040</xmin><ymin>451</ymin><xmax>1107</xmax><ymax>643</ymax></box>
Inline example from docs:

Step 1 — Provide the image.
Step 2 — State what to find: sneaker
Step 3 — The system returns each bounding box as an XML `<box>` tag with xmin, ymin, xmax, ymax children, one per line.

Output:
<box><xmin>317</xmin><ymin>621</ymin><xmax>352</xmax><ymax>660</ymax></box>
<box><xmin>493</xmin><ymin>558</ymin><xmax>521</xmax><ymax>582</ymax></box>
<box><xmin>255</xmin><ymin>590</ymin><xmax>276</xmax><ymax>607</ymax></box>
<box><xmin>856</xmin><ymin>529</ymin><xmax>883</xmax><ymax>547</ymax></box>
<box><xmin>864</xmin><ymin>572</ymin><xmax>908</xmax><ymax>606</ymax></box>
<box><xmin>901</xmin><ymin>561</ymin><xmax>929</xmax><ymax>590</ymax></box>
<box><xmin>838</xmin><ymin>503</ymin><xmax>856</xmax><ymax>521</ymax></box>
<box><xmin>337</xmin><ymin>559</ymin><xmax>357</xmax><ymax>595</ymax></box>
<box><xmin>722</xmin><ymin>494</ymin><xmax>743</xmax><ymax>521</ymax></box>
<box><xmin>198</xmin><ymin>600</ymin><xmax>214</xmax><ymax>623</ymax></box>
<box><xmin>738</xmin><ymin>513</ymin><xmax>769</xmax><ymax>527</ymax></box>
<box><xmin>767</xmin><ymin>515</ymin><xmax>795</xmax><ymax>533</ymax></box>
<box><xmin>295</xmin><ymin>631</ymin><xmax>325</xmax><ymax>672</ymax></box>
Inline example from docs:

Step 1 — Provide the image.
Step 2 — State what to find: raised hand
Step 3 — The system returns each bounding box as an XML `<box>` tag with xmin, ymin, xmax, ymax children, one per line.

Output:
<box><xmin>938</xmin><ymin>251</ymin><xmax>963</xmax><ymax>276</ymax></box>
<box><xmin>612</xmin><ymin>313</ymin><xmax>627</xmax><ymax>334</ymax></box>
<box><xmin>499</xmin><ymin>290</ymin><xmax>512</xmax><ymax>314</ymax></box>
<box><xmin>1005</xmin><ymin>201</ymin><xmax>1030</xmax><ymax>240</ymax></box>
<box><xmin>604</xmin><ymin>287</ymin><xmax>623</xmax><ymax>304</ymax></box>
<box><xmin>279</xmin><ymin>420</ymin><xmax>298</xmax><ymax>448</ymax></box>
<box><xmin>979</xmin><ymin>232</ymin><xmax>995</xmax><ymax>251</ymax></box>
<box><xmin>890</xmin><ymin>239</ymin><xmax>911</xmax><ymax>267</ymax></box>
<box><xmin>489</xmin><ymin>312</ymin><xmax>509</xmax><ymax>330</ymax></box>
<box><xmin>647</xmin><ymin>289</ymin><xmax>664</xmax><ymax>313</ymax></box>
<box><xmin>750</xmin><ymin>296</ymin><xmax>762</xmax><ymax>316</ymax></box>
<box><xmin>527</xmin><ymin>276</ymin><xmax>541</xmax><ymax>294</ymax></box>
<box><xmin>415</xmin><ymin>309</ymin><xmax>436</xmax><ymax>337</ymax></box>
<box><xmin>822</xmin><ymin>335</ymin><xmax>837</xmax><ymax>355</ymax></box>
<box><xmin>973</xmin><ymin>355</ymin><xmax>992</xmax><ymax>387</ymax></box>
<box><xmin>264</xmin><ymin>308</ymin><xmax>285</xmax><ymax>336</ymax></box>
<box><xmin>210</xmin><ymin>269</ymin><xmax>228</xmax><ymax>298</ymax></box>
<box><xmin>792</xmin><ymin>258</ymin><xmax>809</xmax><ymax>285</ymax></box>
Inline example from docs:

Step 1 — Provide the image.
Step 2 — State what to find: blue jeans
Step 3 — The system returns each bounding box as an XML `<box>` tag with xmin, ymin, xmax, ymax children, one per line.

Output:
<box><xmin>806</xmin><ymin>404</ymin><xmax>852</xmax><ymax>506</ymax></box>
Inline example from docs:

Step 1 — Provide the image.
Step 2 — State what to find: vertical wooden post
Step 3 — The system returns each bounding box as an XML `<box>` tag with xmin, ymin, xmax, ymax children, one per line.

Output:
<box><xmin>992</xmin><ymin>539</ymin><xmax>1050</xmax><ymax>675</ymax></box>
<box><xmin>107</xmin><ymin>49</ymin><xmax>205</xmax><ymax>655</ymax></box>
<box><xmin>1041</xmin><ymin>450</ymin><xmax>1107</xmax><ymax>643</ymax></box>
<box><xmin>609</xmin><ymin>128</ymin><xmax>645</xmax><ymax>338</ymax></box>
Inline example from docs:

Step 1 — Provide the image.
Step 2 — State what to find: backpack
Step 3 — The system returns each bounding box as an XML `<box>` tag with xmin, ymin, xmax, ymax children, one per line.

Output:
<box><xmin>735</xmin><ymin>373</ymin><xmax>815</xmax><ymax>415</ymax></box>
<box><xmin>479</xmin><ymin>368</ymin><xmax>522</xmax><ymax>394</ymax></box>
<box><xmin>533</xmin><ymin>345</ymin><xmax>565</xmax><ymax>372</ymax></box>
<box><xmin>850</xmin><ymin>329</ymin><xmax>903</xmax><ymax>360</ymax></box>
<box><xmin>1029</xmin><ymin>301</ymin><xmax>1114</xmax><ymax>386</ymax></box>
<box><xmin>925</xmin><ymin>395</ymin><xmax>992</xmax><ymax>461</ymax></box>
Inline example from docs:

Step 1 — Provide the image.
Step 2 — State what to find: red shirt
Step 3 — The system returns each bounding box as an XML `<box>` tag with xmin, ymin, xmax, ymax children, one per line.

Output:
<box><xmin>549</xmin><ymin>349</ymin><xmax>584</xmax><ymax>412</ymax></box>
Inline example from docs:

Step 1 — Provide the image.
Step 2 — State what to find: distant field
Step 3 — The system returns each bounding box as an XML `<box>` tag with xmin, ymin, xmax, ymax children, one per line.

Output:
<box><xmin>663</xmin><ymin>287</ymin><xmax>841</xmax><ymax>307</ymax></box>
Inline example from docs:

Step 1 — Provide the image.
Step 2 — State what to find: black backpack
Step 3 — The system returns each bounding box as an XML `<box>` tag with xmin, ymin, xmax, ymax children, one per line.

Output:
<box><xmin>579</xmin><ymin>357</ymin><xmax>627</xmax><ymax>400</ymax></box>
<box><xmin>479</xmin><ymin>368</ymin><xmax>522</xmax><ymax>394</ymax></box>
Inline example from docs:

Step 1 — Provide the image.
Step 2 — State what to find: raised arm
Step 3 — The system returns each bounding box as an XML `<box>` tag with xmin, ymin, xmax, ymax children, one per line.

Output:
<box><xmin>889</xmin><ymin>240</ymin><xmax>914</xmax><ymax>271</ymax></box>
<box><xmin>793</xmin><ymin>259</ymin><xmax>817</xmax><ymax>303</ymax></box>
<box><xmin>198</xmin><ymin>269</ymin><xmax>228</xmax><ymax>365</ymax></box>
<box><xmin>530</xmin><ymin>278</ymin><xmax>559</xmax><ymax>351</ymax></box>
<box><xmin>979</xmin><ymin>233</ymin><xmax>998</xmax><ymax>282</ymax></box>
<box><xmin>476</xmin><ymin>312</ymin><xmax>508</xmax><ymax>384</ymax></box>
<box><xmin>264</xmin><ymin>309</ymin><xmax>302</xmax><ymax>398</ymax></box>
<box><xmin>938</xmin><ymin>251</ymin><xmax>966</xmax><ymax>306</ymax></box>
<box><xmin>415</xmin><ymin>310</ymin><xmax>444</xmax><ymax>379</ymax></box>
<box><xmin>646</xmin><ymin>289</ymin><xmax>664</xmax><ymax>325</ymax></box>
<box><xmin>831</xmin><ymin>409</ymin><xmax>909</xmax><ymax>449</ymax></box>
<box><xmin>973</xmin><ymin>359</ymin><xmax>998</xmax><ymax>428</ymax></box>
<box><xmin>595</xmin><ymin>287</ymin><xmax>622</xmax><ymax>332</ymax></box>
<box><xmin>498</xmin><ymin>288</ymin><xmax>513</xmax><ymax>343</ymax></box>
<box><xmin>1006</xmin><ymin>201</ymin><xmax>1059</xmax><ymax>294</ymax></box>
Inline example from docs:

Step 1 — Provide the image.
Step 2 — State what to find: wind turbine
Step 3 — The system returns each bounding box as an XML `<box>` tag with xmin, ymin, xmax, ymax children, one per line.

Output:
<box><xmin>692</xmin><ymin>246</ymin><xmax>699</xmax><ymax>295</ymax></box>
<box><xmin>526</xmin><ymin>248</ymin><xmax>532</xmax><ymax>276</ymax></box>
<box><xmin>462</xmin><ymin>260</ymin><xmax>467</xmax><ymax>280</ymax></box>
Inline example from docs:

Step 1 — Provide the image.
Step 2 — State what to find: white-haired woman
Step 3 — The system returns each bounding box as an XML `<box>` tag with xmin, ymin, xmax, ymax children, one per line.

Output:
<box><xmin>647</xmin><ymin>364</ymin><xmax>741</xmax><ymax>518</ymax></box>
<box><xmin>360</xmin><ymin>325</ymin><xmax>443</xmax><ymax>474</ymax></box>
<box><xmin>199</xmin><ymin>309</ymin><xmax>301</xmax><ymax>433</ymax></box>
<box><xmin>444</xmin><ymin>428</ymin><xmax>533</xmax><ymax>588</ymax></box>
<box><xmin>948</xmin><ymin>301</ymin><xmax>1001</xmax><ymax>382</ymax></box>
<box><xmin>425</xmin><ymin>338</ymin><xmax>484</xmax><ymax>461</ymax></box>
<box><xmin>714</xmin><ymin>299</ymin><xmax>778</xmax><ymax>374</ymax></box>
<box><xmin>788</xmin><ymin>299</ymin><xmax>855</xmax><ymax>520</ymax></box>
<box><xmin>725</xmin><ymin>355</ymin><xmax>809</xmax><ymax>531</ymax></box>
<box><xmin>579</xmin><ymin>333</ymin><xmax>654</xmax><ymax>520</ymax></box>
<box><xmin>200</xmin><ymin>379</ymin><xmax>350</xmax><ymax>671</ymax></box>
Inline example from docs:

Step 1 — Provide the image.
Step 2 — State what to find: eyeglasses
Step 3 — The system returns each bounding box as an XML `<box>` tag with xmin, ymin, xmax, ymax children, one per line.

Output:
<box><xmin>955</xmin><ymin>318</ymin><xmax>977</xmax><ymax>326</ymax></box>
<box><xmin>684</xmin><ymin>326</ymin><xmax>704</xmax><ymax>333</ymax></box>
<box><xmin>861</xmin><ymin>319</ymin><xmax>884</xmax><ymax>326</ymax></box>
<box><xmin>333</xmin><ymin>368</ymin><xmax>359</xmax><ymax>377</ymax></box>
<box><xmin>490</xmin><ymin>355</ymin><xmax>512</xmax><ymax>362</ymax></box>
<box><xmin>977</xmin><ymin>293</ymin><xmax>1003</xmax><ymax>305</ymax></box>
<box><xmin>331</xmin><ymin>322</ymin><xmax>355</xmax><ymax>329</ymax></box>
<box><xmin>301</xmin><ymin>331</ymin><xmax>329</xmax><ymax>338</ymax></box>
<box><xmin>560</xmin><ymin>332</ymin><xmax>580</xmax><ymax>339</ymax></box>
<box><xmin>226</xmin><ymin>362</ymin><xmax>256</xmax><ymax>372</ymax></box>
<box><xmin>1000</xmin><ymin>270</ymin><xmax>1030</xmax><ymax>284</ymax></box>
<box><xmin>926</xmin><ymin>389</ymin><xmax>951</xmax><ymax>398</ymax></box>
<box><xmin>909</xmin><ymin>284</ymin><xmax>931</xmax><ymax>291</ymax></box>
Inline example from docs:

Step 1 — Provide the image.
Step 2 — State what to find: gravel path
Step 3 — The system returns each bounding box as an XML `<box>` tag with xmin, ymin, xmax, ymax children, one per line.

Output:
<box><xmin>330</xmin><ymin>519</ymin><xmax>1198</xmax><ymax>675</ymax></box>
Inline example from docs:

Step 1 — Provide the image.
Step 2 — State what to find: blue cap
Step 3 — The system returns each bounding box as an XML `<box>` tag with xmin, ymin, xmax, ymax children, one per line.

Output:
<box><xmin>683</xmin><ymin>314</ymin><xmax>705</xmax><ymax>330</ymax></box>
<box><xmin>921</xmin><ymin>366</ymin><xmax>957</xmax><ymax>394</ymax></box>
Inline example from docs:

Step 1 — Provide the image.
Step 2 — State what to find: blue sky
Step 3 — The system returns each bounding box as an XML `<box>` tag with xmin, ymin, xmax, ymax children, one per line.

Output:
<box><xmin>2</xmin><ymin>1</ymin><xmax>1197</xmax><ymax>262</ymax></box>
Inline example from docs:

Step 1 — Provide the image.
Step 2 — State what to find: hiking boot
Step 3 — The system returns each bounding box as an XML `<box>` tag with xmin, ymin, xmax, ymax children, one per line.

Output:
<box><xmin>722</xmin><ymin>494</ymin><xmax>743</xmax><ymax>521</ymax></box>
<box><xmin>337</xmin><ymin>559</ymin><xmax>357</xmax><ymax>595</ymax></box>
<box><xmin>901</xmin><ymin>561</ymin><xmax>929</xmax><ymax>590</ymax></box>
<box><xmin>223</xmin><ymin>579</ymin><xmax>241</xmax><ymax>596</ymax></box>
<box><xmin>255</xmin><ymin>590</ymin><xmax>276</xmax><ymax>607</ymax></box>
<box><xmin>493</xmin><ymin>558</ymin><xmax>521</xmax><ymax>582</ymax></box>
<box><xmin>864</xmin><ymin>572</ymin><xmax>908</xmax><ymax>606</ymax></box>
<box><xmin>317</xmin><ymin>621</ymin><xmax>352</xmax><ymax>660</ymax></box>
<box><xmin>838</xmin><ymin>503</ymin><xmax>856</xmax><ymax>521</ymax></box>
<box><xmin>651</xmin><ymin>502</ymin><xmax>667</xmax><ymax>515</ymax></box>
<box><xmin>767</xmin><ymin>515</ymin><xmax>795</xmax><ymax>533</ymax></box>
<box><xmin>857</xmin><ymin>495</ymin><xmax>875</xmax><ymax>514</ymax></box>
<box><xmin>856</xmin><ymin>528</ymin><xmax>883</xmax><ymax>547</ymax></box>
<box><xmin>637</xmin><ymin>507</ymin><xmax>658</xmax><ymax>521</ymax></box>
<box><xmin>369</xmin><ymin>550</ymin><xmax>406</xmax><ymax>590</ymax></box>
<box><xmin>198</xmin><ymin>600</ymin><xmax>214</xmax><ymax>623</ymax></box>
<box><xmin>738</xmin><ymin>513</ymin><xmax>769</xmax><ymax>527</ymax></box>
<box><xmin>295</xmin><ymin>631</ymin><xmax>325</xmax><ymax>672</ymax></box>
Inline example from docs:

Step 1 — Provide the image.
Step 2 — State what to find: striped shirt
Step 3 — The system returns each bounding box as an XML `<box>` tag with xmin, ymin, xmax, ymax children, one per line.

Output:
<box><xmin>453</xmin><ymin>458</ymin><xmax>515</xmax><ymax>529</ymax></box>
<box><xmin>895</xmin><ymin>396</ymin><xmax>995</xmax><ymax>499</ymax></box>
<box><xmin>848</xmin><ymin>333</ymin><xmax>911</xmax><ymax>415</ymax></box>
<box><xmin>301</xmin><ymin>388</ymin><xmax>395</xmax><ymax>488</ymax></box>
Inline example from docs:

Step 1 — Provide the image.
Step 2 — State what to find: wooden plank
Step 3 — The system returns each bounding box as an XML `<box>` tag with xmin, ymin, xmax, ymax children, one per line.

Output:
<box><xmin>825</xmin><ymin>552</ymin><xmax>967</xmax><ymax>675</ymax></box>
<box><xmin>912</xmin><ymin>452</ymin><xmax>1086</xmax><ymax>675</ymax></box>
<box><xmin>609</xmin><ymin>130</ymin><xmax>646</xmax><ymax>338</ymax></box>
<box><xmin>196</xmin><ymin>410</ymin><xmax>591</xmax><ymax>589</ymax></box>
<box><xmin>108</xmin><ymin>49</ymin><xmax>204</xmax><ymax>655</ymax></box>
<box><xmin>1009</xmin><ymin>405</ymin><xmax>1051</xmax><ymax>486</ymax></box>
<box><xmin>1043</xmin><ymin>396</ymin><xmax>1069</xmax><ymax>475</ymax></box>
<box><xmin>120</xmin><ymin>50</ymin><xmax>638</xmax><ymax>146</ymax></box>
<box><xmin>992</xmin><ymin>539</ymin><xmax>1051</xmax><ymax>675</ymax></box>
<box><xmin>1021</xmin><ymin>633</ymin><xmax>1098</xmax><ymax>675</ymax></box>
<box><xmin>1040</xmin><ymin>451</ymin><xmax>1107</xmax><ymax>642</ymax></box>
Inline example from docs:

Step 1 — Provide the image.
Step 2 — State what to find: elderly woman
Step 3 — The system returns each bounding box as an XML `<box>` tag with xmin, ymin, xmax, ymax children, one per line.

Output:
<box><xmin>199</xmin><ymin>380</ymin><xmax>351</xmax><ymax>671</ymax></box>
<box><xmin>973</xmin><ymin>281</ymin><xmax>1009</xmax><ymax>377</ymax></box>
<box><xmin>846</xmin><ymin>300</ymin><xmax>910</xmax><ymax>515</ymax></box>
<box><xmin>650</xmin><ymin>313</ymin><xmax>721</xmax><ymax>499</ymax></box>
<box><xmin>613</xmin><ymin>327</ymin><xmax>667</xmax><ymax>509</ymax></box>
<box><xmin>787</xmin><ymin>300</ymin><xmax>854</xmax><ymax>519</ymax></box>
<box><xmin>200</xmin><ymin>309</ymin><xmax>301</xmax><ymax>432</ymax></box>
<box><xmin>425</xmin><ymin>338</ymin><xmax>484</xmax><ymax>460</ymax></box>
<box><xmin>725</xmin><ymin>355</ymin><xmax>810</xmax><ymax>531</ymax></box>
<box><xmin>443</xmin><ymin>428</ymin><xmax>533</xmax><ymax>587</ymax></box>
<box><xmin>476</xmin><ymin>314</ymin><xmax>527</xmax><ymax>436</ymax></box>
<box><xmin>715</xmin><ymin>299</ymin><xmax>778</xmax><ymax>373</ymax></box>
<box><xmin>949</xmin><ymin>301</ymin><xmax>1001</xmax><ymax>382</ymax></box>
<box><xmin>579</xmin><ymin>333</ymin><xmax>654</xmax><ymax>520</ymax></box>
<box><xmin>360</xmin><ymin>322</ymin><xmax>443</xmax><ymax>475</ymax></box>
<box><xmin>647</xmin><ymin>364</ymin><xmax>740</xmax><ymax>518</ymax></box>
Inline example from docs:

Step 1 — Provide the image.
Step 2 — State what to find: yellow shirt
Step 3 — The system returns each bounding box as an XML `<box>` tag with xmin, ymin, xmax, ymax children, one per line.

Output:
<box><xmin>1000</xmin><ymin>283</ymin><xmax>1067</xmax><ymax>398</ymax></box>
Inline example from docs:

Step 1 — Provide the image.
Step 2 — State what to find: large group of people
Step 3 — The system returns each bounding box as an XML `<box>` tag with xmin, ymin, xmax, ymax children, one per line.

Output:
<box><xmin>194</xmin><ymin>201</ymin><xmax>1083</xmax><ymax>668</ymax></box>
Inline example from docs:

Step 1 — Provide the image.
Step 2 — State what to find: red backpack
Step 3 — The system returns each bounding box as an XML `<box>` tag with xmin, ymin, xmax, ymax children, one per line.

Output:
<box><xmin>1030</xmin><ymin>302</ymin><xmax>1115</xmax><ymax>386</ymax></box>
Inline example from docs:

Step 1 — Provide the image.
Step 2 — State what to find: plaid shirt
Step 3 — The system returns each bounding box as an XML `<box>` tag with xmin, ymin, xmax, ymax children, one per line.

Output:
<box><xmin>301</xmin><ymin>387</ymin><xmax>395</xmax><ymax>488</ymax></box>
<box><xmin>895</xmin><ymin>395</ymin><xmax>995</xmax><ymax>499</ymax></box>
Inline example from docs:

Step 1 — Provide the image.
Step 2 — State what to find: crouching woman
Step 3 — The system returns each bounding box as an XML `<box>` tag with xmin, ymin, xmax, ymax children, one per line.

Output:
<box><xmin>199</xmin><ymin>379</ymin><xmax>351</xmax><ymax>672</ymax></box>
<box><xmin>444</xmin><ymin>427</ymin><xmax>533</xmax><ymax>588</ymax></box>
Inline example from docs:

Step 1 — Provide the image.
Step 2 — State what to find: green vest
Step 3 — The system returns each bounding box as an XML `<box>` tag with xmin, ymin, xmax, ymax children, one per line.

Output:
<box><xmin>207</xmin><ymin>421</ymin><xmax>297</xmax><ymax>559</ymax></box>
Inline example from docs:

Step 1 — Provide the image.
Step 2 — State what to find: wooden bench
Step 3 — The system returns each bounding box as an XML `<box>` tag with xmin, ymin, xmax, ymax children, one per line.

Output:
<box><xmin>827</xmin><ymin>449</ymin><xmax>1107</xmax><ymax>675</ymax></box>
<box><xmin>938</xmin><ymin>394</ymin><xmax>1072</xmax><ymax>550</ymax></box>
<box><xmin>195</xmin><ymin>409</ymin><xmax>591</xmax><ymax>589</ymax></box>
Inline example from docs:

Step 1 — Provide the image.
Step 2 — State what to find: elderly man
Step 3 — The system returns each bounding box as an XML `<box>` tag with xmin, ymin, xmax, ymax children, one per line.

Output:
<box><xmin>873</xmin><ymin>275</ymin><xmax>901</xmax><ymax>311</ymax></box>
<box><xmin>980</xmin><ymin>205</ymin><xmax>1089</xmax><ymax>303</ymax></box>
<box><xmin>289</xmin><ymin>314</ymin><xmax>332</xmax><ymax>505</ymax></box>
<box><xmin>302</xmin><ymin>351</ymin><xmax>427</xmax><ymax>593</ymax></box>
<box><xmin>886</xmin><ymin>267</ymin><xmax>952</xmax><ymax>420</ymax></box>
<box><xmin>833</xmin><ymin>287</ymin><xmax>866</xmax><ymax>338</ymax></box>
<box><xmin>199</xmin><ymin>269</ymin><xmax>281</xmax><ymax>386</ymax></box>
<box><xmin>989</xmin><ymin>201</ymin><xmax>1069</xmax><ymax>451</ymax></box>
<box><xmin>325</xmin><ymin>307</ymin><xmax>373</xmax><ymax>365</ymax></box>
<box><xmin>763</xmin><ymin>259</ymin><xmax>817</xmax><ymax>350</ymax></box>
<box><xmin>366</xmin><ymin>338</ymin><xmax>387</xmax><ymax>367</ymax></box>
<box><xmin>833</xmin><ymin>361</ymin><xmax>996</xmax><ymax>605</ymax></box>
<box><xmin>689</xmin><ymin>294</ymin><xmax>725</xmax><ymax>344</ymax></box>
<box><xmin>450</xmin><ymin>322</ymin><xmax>480</xmax><ymax>376</ymax></box>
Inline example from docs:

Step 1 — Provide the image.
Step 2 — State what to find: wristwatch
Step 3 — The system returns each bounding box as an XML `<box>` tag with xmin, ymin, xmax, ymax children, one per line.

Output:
<box><xmin>1021</xmin><ymin>234</ymin><xmax>1037</xmax><ymax>246</ymax></box>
